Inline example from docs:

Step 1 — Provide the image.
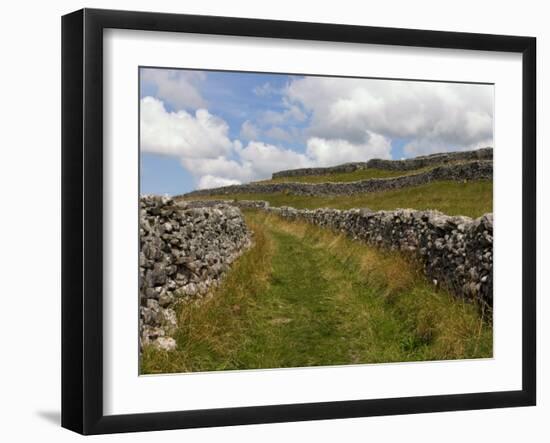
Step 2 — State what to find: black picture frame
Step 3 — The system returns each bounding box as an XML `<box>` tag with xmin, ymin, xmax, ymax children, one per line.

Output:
<box><xmin>61</xmin><ymin>8</ymin><xmax>536</xmax><ymax>435</ymax></box>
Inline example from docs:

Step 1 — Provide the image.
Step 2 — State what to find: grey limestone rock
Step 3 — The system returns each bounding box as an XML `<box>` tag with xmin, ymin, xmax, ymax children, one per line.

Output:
<box><xmin>139</xmin><ymin>195</ymin><xmax>251</xmax><ymax>351</ymax></box>
<box><xmin>153</xmin><ymin>337</ymin><xmax>177</xmax><ymax>352</ymax></box>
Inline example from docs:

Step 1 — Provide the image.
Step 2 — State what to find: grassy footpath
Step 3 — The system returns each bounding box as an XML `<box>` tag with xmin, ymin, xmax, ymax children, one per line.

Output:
<box><xmin>141</xmin><ymin>211</ymin><xmax>492</xmax><ymax>374</ymax></box>
<box><xmin>186</xmin><ymin>180</ymin><xmax>493</xmax><ymax>218</ymax></box>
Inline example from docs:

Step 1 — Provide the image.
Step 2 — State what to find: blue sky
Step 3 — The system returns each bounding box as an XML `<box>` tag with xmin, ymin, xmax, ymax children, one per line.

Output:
<box><xmin>139</xmin><ymin>68</ymin><xmax>493</xmax><ymax>195</ymax></box>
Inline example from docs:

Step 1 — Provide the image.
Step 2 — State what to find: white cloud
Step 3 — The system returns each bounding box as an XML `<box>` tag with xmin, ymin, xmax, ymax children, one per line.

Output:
<box><xmin>140</xmin><ymin>96</ymin><xmax>233</xmax><ymax>158</ymax></box>
<box><xmin>141</xmin><ymin>69</ymin><xmax>207</xmax><ymax>110</ymax></box>
<box><xmin>181</xmin><ymin>141</ymin><xmax>312</xmax><ymax>188</ymax></box>
<box><xmin>142</xmin><ymin>72</ymin><xmax>495</xmax><ymax>192</ymax></box>
<box><xmin>306</xmin><ymin>132</ymin><xmax>392</xmax><ymax>167</ymax></box>
<box><xmin>141</xmin><ymin>96</ymin><xmax>394</xmax><ymax>190</ymax></box>
<box><xmin>237</xmin><ymin>141</ymin><xmax>312</xmax><ymax>178</ymax></box>
<box><xmin>181</xmin><ymin>135</ymin><xmax>394</xmax><ymax>189</ymax></box>
<box><xmin>181</xmin><ymin>156</ymin><xmax>253</xmax><ymax>183</ymax></box>
<box><xmin>285</xmin><ymin>77</ymin><xmax>493</xmax><ymax>154</ymax></box>
<box><xmin>240</xmin><ymin>120</ymin><xmax>260</xmax><ymax>140</ymax></box>
<box><xmin>259</xmin><ymin>102</ymin><xmax>307</xmax><ymax>126</ymax></box>
<box><xmin>253</xmin><ymin>82</ymin><xmax>279</xmax><ymax>97</ymax></box>
<box><xmin>197</xmin><ymin>175</ymin><xmax>241</xmax><ymax>189</ymax></box>
<box><xmin>264</xmin><ymin>126</ymin><xmax>294</xmax><ymax>143</ymax></box>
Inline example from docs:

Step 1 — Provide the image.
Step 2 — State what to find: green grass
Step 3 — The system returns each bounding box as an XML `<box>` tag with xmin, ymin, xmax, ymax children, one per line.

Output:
<box><xmin>186</xmin><ymin>180</ymin><xmax>493</xmax><ymax>218</ymax></box>
<box><xmin>141</xmin><ymin>211</ymin><xmax>492</xmax><ymax>374</ymax></box>
<box><xmin>256</xmin><ymin>166</ymin><xmax>432</xmax><ymax>184</ymax></box>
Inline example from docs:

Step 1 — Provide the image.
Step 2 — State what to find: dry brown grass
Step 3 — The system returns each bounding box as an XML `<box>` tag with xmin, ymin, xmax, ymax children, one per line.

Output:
<box><xmin>271</xmin><ymin>214</ymin><xmax>417</xmax><ymax>296</ymax></box>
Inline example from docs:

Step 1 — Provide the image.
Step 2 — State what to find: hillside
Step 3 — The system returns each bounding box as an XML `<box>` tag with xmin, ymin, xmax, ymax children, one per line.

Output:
<box><xmin>183</xmin><ymin>180</ymin><xmax>492</xmax><ymax>218</ymax></box>
<box><xmin>178</xmin><ymin>148</ymin><xmax>493</xmax><ymax>216</ymax></box>
<box><xmin>270</xmin><ymin>146</ymin><xmax>492</xmax><ymax>179</ymax></box>
<box><xmin>255</xmin><ymin>165</ymin><xmax>432</xmax><ymax>184</ymax></box>
<box><xmin>142</xmin><ymin>148</ymin><xmax>493</xmax><ymax>373</ymax></box>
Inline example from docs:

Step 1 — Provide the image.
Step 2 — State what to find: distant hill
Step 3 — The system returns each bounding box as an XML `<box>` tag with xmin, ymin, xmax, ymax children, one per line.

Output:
<box><xmin>177</xmin><ymin>148</ymin><xmax>493</xmax><ymax>218</ymax></box>
<box><xmin>271</xmin><ymin>147</ymin><xmax>492</xmax><ymax>179</ymax></box>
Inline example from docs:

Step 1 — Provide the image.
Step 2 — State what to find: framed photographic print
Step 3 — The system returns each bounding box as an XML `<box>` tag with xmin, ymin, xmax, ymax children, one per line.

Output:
<box><xmin>61</xmin><ymin>8</ymin><xmax>536</xmax><ymax>435</ymax></box>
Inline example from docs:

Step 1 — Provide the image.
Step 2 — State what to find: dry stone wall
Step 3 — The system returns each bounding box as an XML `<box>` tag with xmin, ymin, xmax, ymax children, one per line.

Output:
<box><xmin>365</xmin><ymin>147</ymin><xmax>493</xmax><ymax>171</ymax></box>
<box><xmin>272</xmin><ymin>147</ymin><xmax>493</xmax><ymax>178</ymax></box>
<box><xmin>272</xmin><ymin>162</ymin><xmax>369</xmax><ymax>179</ymax></box>
<box><xmin>263</xmin><ymin>205</ymin><xmax>493</xmax><ymax>310</ymax></box>
<box><xmin>177</xmin><ymin>198</ymin><xmax>493</xmax><ymax>310</ymax></box>
<box><xmin>183</xmin><ymin>160</ymin><xmax>492</xmax><ymax>198</ymax></box>
<box><xmin>178</xmin><ymin>199</ymin><xmax>270</xmax><ymax>210</ymax></box>
<box><xmin>140</xmin><ymin>196</ymin><xmax>251</xmax><ymax>351</ymax></box>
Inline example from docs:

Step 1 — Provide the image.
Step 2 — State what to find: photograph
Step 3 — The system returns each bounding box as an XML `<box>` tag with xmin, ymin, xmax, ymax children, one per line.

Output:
<box><xmin>138</xmin><ymin>67</ymin><xmax>494</xmax><ymax>374</ymax></box>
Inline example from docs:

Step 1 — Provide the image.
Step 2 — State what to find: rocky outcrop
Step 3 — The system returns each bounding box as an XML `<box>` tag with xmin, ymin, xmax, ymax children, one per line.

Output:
<box><xmin>271</xmin><ymin>147</ymin><xmax>493</xmax><ymax>178</ymax></box>
<box><xmin>265</xmin><ymin>205</ymin><xmax>493</xmax><ymax>311</ymax></box>
<box><xmin>139</xmin><ymin>196</ymin><xmax>251</xmax><ymax>351</ymax></box>
<box><xmin>182</xmin><ymin>160</ymin><xmax>492</xmax><ymax>198</ymax></box>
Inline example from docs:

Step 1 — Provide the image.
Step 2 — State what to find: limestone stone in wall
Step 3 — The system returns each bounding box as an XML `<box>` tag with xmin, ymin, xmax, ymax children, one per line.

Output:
<box><xmin>231</xmin><ymin>200</ymin><xmax>271</xmax><ymax>209</ymax></box>
<box><xmin>182</xmin><ymin>160</ymin><xmax>493</xmax><ymax>198</ymax></box>
<box><xmin>180</xmin><ymin>199</ymin><xmax>233</xmax><ymax>208</ymax></box>
<box><xmin>264</xmin><ymin>205</ymin><xmax>493</xmax><ymax>311</ymax></box>
<box><xmin>139</xmin><ymin>195</ymin><xmax>251</xmax><ymax>351</ymax></box>
<box><xmin>178</xmin><ymin>199</ymin><xmax>270</xmax><ymax>210</ymax></box>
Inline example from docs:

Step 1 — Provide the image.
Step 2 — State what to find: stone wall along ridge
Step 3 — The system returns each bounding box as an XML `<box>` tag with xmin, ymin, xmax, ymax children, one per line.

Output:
<box><xmin>182</xmin><ymin>160</ymin><xmax>492</xmax><ymax>198</ymax></box>
<box><xmin>272</xmin><ymin>147</ymin><xmax>493</xmax><ymax>178</ymax></box>
<box><xmin>366</xmin><ymin>147</ymin><xmax>492</xmax><ymax>171</ymax></box>
<box><xmin>271</xmin><ymin>161</ymin><xmax>369</xmax><ymax>179</ymax></box>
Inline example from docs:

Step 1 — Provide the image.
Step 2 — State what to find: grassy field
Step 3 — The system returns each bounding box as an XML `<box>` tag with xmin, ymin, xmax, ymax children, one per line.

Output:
<box><xmin>256</xmin><ymin>166</ymin><xmax>432</xmax><ymax>184</ymax></box>
<box><xmin>185</xmin><ymin>180</ymin><xmax>493</xmax><ymax>218</ymax></box>
<box><xmin>141</xmin><ymin>211</ymin><xmax>492</xmax><ymax>374</ymax></box>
